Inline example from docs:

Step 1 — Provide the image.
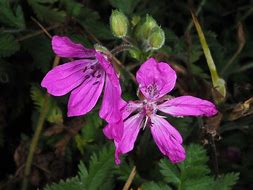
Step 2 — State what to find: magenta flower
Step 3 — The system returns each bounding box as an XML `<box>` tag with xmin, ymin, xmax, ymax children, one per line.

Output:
<box><xmin>41</xmin><ymin>36</ymin><xmax>123</xmax><ymax>128</ymax></box>
<box><xmin>104</xmin><ymin>58</ymin><xmax>218</xmax><ymax>164</ymax></box>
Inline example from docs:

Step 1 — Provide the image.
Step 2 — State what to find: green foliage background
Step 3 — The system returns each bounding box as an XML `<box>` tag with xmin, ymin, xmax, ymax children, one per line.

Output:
<box><xmin>0</xmin><ymin>0</ymin><xmax>253</xmax><ymax>189</ymax></box>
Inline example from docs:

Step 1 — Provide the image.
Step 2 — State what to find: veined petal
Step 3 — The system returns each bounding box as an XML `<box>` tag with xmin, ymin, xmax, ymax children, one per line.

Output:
<box><xmin>158</xmin><ymin>96</ymin><xmax>218</xmax><ymax>117</ymax></box>
<box><xmin>103</xmin><ymin>101</ymin><xmax>142</xmax><ymax>141</ymax></box>
<box><xmin>96</xmin><ymin>52</ymin><xmax>124</xmax><ymax>124</ymax></box>
<box><xmin>41</xmin><ymin>59</ymin><xmax>91</xmax><ymax>96</ymax></box>
<box><xmin>150</xmin><ymin>115</ymin><xmax>185</xmax><ymax>163</ymax></box>
<box><xmin>122</xmin><ymin>101</ymin><xmax>143</xmax><ymax>119</ymax></box>
<box><xmin>136</xmin><ymin>58</ymin><xmax>176</xmax><ymax>100</ymax></box>
<box><xmin>115</xmin><ymin>113</ymin><xmax>144</xmax><ymax>164</ymax></box>
<box><xmin>96</xmin><ymin>52</ymin><xmax>120</xmax><ymax>88</ymax></box>
<box><xmin>99</xmin><ymin>74</ymin><xmax>122</xmax><ymax>123</ymax></box>
<box><xmin>52</xmin><ymin>35</ymin><xmax>95</xmax><ymax>58</ymax></box>
<box><xmin>67</xmin><ymin>70</ymin><xmax>105</xmax><ymax>117</ymax></box>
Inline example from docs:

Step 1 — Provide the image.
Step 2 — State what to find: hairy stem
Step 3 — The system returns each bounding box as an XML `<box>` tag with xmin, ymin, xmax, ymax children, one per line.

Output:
<box><xmin>21</xmin><ymin>94</ymin><xmax>50</xmax><ymax>190</ymax></box>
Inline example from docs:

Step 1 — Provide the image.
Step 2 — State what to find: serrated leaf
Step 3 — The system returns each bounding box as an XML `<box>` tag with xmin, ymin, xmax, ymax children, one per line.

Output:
<box><xmin>44</xmin><ymin>177</ymin><xmax>83</xmax><ymax>190</ymax></box>
<box><xmin>214</xmin><ymin>173</ymin><xmax>239</xmax><ymax>190</ymax></box>
<box><xmin>159</xmin><ymin>159</ymin><xmax>180</xmax><ymax>185</ymax></box>
<box><xmin>44</xmin><ymin>145</ymin><xmax>115</xmax><ymax>190</ymax></box>
<box><xmin>22</xmin><ymin>36</ymin><xmax>53</xmax><ymax>73</ymax></box>
<box><xmin>159</xmin><ymin>144</ymin><xmax>238</xmax><ymax>190</ymax></box>
<box><xmin>183</xmin><ymin>176</ymin><xmax>215</xmax><ymax>190</ymax></box>
<box><xmin>31</xmin><ymin>85</ymin><xmax>63</xmax><ymax>124</ymax></box>
<box><xmin>0</xmin><ymin>0</ymin><xmax>25</xmax><ymax>29</ymax></box>
<box><xmin>28</xmin><ymin>0</ymin><xmax>66</xmax><ymax>23</ymax></box>
<box><xmin>142</xmin><ymin>181</ymin><xmax>172</xmax><ymax>190</ymax></box>
<box><xmin>78</xmin><ymin>161</ymin><xmax>88</xmax><ymax>182</ymax></box>
<box><xmin>85</xmin><ymin>146</ymin><xmax>115</xmax><ymax>190</ymax></box>
<box><xmin>0</xmin><ymin>33</ymin><xmax>20</xmax><ymax>57</ymax></box>
<box><xmin>178</xmin><ymin>144</ymin><xmax>210</xmax><ymax>179</ymax></box>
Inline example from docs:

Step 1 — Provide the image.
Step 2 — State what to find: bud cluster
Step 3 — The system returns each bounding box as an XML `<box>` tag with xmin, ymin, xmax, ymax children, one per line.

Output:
<box><xmin>109</xmin><ymin>10</ymin><xmax>165</xmax><ymax>59</ymax></box>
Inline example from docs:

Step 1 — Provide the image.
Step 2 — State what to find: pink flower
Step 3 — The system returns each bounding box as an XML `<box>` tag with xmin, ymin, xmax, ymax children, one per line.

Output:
<box><xmin>41</xmin><ymin>36</ymin><xmax>123</xmax><ymax>129</ymax></box>
<box><xmin>104</xmin><ymin>58</ymin><xmax>218</xmax><ymax>164</ymax></box>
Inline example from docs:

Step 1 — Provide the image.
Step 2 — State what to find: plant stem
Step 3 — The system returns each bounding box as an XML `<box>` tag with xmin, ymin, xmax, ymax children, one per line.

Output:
<box><xmin>21</xmin><ymin>94</ymin><xmax>50</xmax><ymax>190</ymax></box>
<box><xmin>122</xmin><ymin>166</ymin><xmax>136</xmax><ymax>190</ymax></box>
<box><xmin>186</xmin><ymin>0</ymin><xmax>206</xmax><ymax>32</ymax></box>
<box><xmin>22</xmin><ymin>55</ymin><xmax>60</xmax><ymax>190</ymax></box>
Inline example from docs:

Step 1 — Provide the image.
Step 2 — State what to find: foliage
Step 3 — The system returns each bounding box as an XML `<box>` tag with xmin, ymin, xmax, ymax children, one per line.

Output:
<box><xmin>158</xmin><ymin>144</ymin><xmax>239</xmax><ymax>190</ymax></box>
<box><xmin>0</xmin><ymin>33</ymin><xmax>20</xmax><ymax>57</ymax></box>
<box><xmin>0</xmin><ymin>0</ymin><xmax>252</xmax><ymax>189</ymax></box>
<box><xmin>44</xmin><ymin>145</ymin><xmax>115</xmax><ymax>190</ymax></box>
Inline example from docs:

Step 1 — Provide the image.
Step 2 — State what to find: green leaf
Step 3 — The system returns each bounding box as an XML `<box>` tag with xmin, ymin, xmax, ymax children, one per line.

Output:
<box><xmin>142</xmin><ymin>181</ymin><xmax>172</xmax><ymax>190</ymax></box>
<box><xmin>159</xmin><ymin>159</ymin><xmax>180</xmax><ymax>185</ymax></box>
<box><xmin>191</xmin><ymin>11</ymin><xmax>226</xmax><ymax>103</ymax></box>
<box><xmin>0</xmin><ymin>0</ymin><xmax>25</xmax><ymax>29</ymax></box>
<box><xmin>0</xmin><ymin>33</ymin><xmax>20</xmax><ymax>57</ymax></box>
<box><xmin>109</xmin><ymin>0</ymin><xmax>141</xmax><ymax>15</ymax></box>
<box><xmin>22</xmin><ymin>36</ymin><xmax>53</xmax><ymax>73</ymax></box>
<box><xmin>178</xmin><ymin>144</ymin><xmax>210</xmax><ymax>179</ymax></box>
<box><xmin>159</xmin><ymin>144</ymin><xmax>239</xmax><ymax>190</ymax></box>
<box><xmin>182</xmin><ymin>176</ymin><xmax>215</xmax><ymax>190</ymax></box>
<box><xmin>31</xmin><ymin>85</ymin><xmax>63</xmax><ymax>124</ymax></box>
<box><xmin>214</xmin><ymin>173</ymin><xmax>240</xmax><ymax>190</ymax></box>
<box><xmin>85</xmin><ymin>146</ymin><xmax>115</xmax><ymax>190</ymax></box>
<box><xmin>44</xmin><ymin>145</ymin><xmax>115</xmax><ymax>190</ymax></box>
<box><xmin>28</xmin><ymin>0</ymin><xmax>66</xmax><ymax>23</ymax></box>
<box><xmin>44</xmin><ymin>177</ymin><xmax>83</xmax><ymax>190</ymax></box>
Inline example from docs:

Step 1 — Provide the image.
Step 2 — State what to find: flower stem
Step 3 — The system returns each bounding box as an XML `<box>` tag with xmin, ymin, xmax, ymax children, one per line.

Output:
<box><xmin>21</xmin><ymin>56</ymin><xmax>60</xmax><ymax>190</ymax></box>
<box><xmin>21</xmin><ymin>94</ymin><xmax>50</xmax><ymax>190</ymax></box>
<box><xmin>122</xmin><ymin>166</ymin><xmax>136</xmax><ymax>190</ymax></box>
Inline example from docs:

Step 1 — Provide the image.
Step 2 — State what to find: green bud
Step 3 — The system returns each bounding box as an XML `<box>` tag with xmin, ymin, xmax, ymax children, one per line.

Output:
<box><xmin>110</xmin><ymin>10</ymin><xmax>128</xmax><ymax>38</ymax></box>
<box><xmin>147</xmin><ymin>27</ymin><xmax>165</xmax><ymax>50</ymax></box>
<box><xmin>128</xmin><ymin>48</ymin><xmax>142</xmax><ymax>60</ymax></box>
<box><xmin>135</xmin><ymin>15</ymin><xmax>158</xmax><ymax>40</ymax></box>
<box><xmin>131</xmin><ymin>16</ymin><xmax>141</xmax><ymax>27</ymax></box>
<box><xmin>94</xmin><ymin>44</ymin><xmax>108</xmax><ymax>54</ymax></box>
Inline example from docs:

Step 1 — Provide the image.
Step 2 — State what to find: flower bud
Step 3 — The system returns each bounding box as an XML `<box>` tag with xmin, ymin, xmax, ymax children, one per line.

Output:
<box><xmin>110</xmin><ymin>10</ymin><xmax>128</xmax><ymax>38</ymax></box>
<box><xmin>135</xmin><ymin>15</ymin><xmax>158</xmax><ymax>40</ymax></box>
<box><xmin>94</xmin><ymin>44</ymin><xmax>108</xmax><ymax>54</ymax></box>
<box><xmin>147</xmin><ymin>27</ymin><xmax>165</xmax><ymax>50</ymax></box>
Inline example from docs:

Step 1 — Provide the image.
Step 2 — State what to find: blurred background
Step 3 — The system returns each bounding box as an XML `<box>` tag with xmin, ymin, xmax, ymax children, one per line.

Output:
<box><xmin>0</xmin><ymin>0</ymin><xmax>253</xmax><ymax>189</ymax></box>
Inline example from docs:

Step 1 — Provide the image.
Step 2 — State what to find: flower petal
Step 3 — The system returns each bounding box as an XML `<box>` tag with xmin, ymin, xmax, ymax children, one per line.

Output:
<box><xmin>136</xmin><ymin>58</ymin><xmax>176</xmax><ymax>100</ymax></box>
<box><xmin>158</xmin><ymin>96</ymin><xmax>218</xmax><ymax>117</ymax></box>
<box><xmin>52</xmin><ymin>35</ymin><xmax>95</xmax><ymax>58</ymax></box>
<box><xmin>102</xmin><ymin>100</ymin><xmax>142</xmax><ymax>140</ymax></box>
<box><xmin>41</xmin><ymin>59</ymin><xmax>91</xmax><ymax>96</ymax></box>
<box><xmin>67</xmin><ymin>70</ymin><xmax>105</xmax><ymax>117</ymax></box>
<box><xmin>96</xmin><ymin>52</ymin><xmax>124</xmax><ymax>124</ymax></box>
<box><xmin>115</xmin><ymin>113</ymin><xmax>144</xmax><ymax>164</ymax></box>
<box><xmin>99</xmin><ymin>74</ymin><xmax>122</xmax><ymax>123</ymax></box>
<box><xmin>150</xmin><ymin>115</ymin><xmax>185</xmax><ymax>163</ymax></box>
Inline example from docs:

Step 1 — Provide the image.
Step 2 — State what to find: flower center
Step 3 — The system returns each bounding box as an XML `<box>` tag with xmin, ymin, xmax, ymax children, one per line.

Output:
<box><xmin>82</xmin><ymin>61</ymin><xmax>103</xmax><ymax>85</ymax></box>
<box><xmin>143</xmin><ymin>101</ymin><xmax>157</xmax><ymax>117</ymax></box>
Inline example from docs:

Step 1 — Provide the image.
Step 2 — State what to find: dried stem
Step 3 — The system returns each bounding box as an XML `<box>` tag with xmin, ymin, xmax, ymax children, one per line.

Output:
<box><xmin>17</xmin><ymin>24</ymin><xmax>60</xmax><ymax>42</ymax></box>
<box><xmin>198</xmin><ymin>118</ymin><xmax>219</xmax><ymax>177</ymax></box>
<box><xmin>122</xmin><ymin>166</ymin><xmax>136</xmax><ymax>190</ymax></box>
<box><xmin>31</xmin><ymin>17</ymin><xmax>52</xmax><ymax>39</ymax></box>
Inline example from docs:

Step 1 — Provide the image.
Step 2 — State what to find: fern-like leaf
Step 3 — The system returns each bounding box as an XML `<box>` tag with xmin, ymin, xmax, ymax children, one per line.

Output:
<box><xmin>0</xmin><ymin>33</ymin><xmax>20</xmax><ymax>57</ymax></box>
